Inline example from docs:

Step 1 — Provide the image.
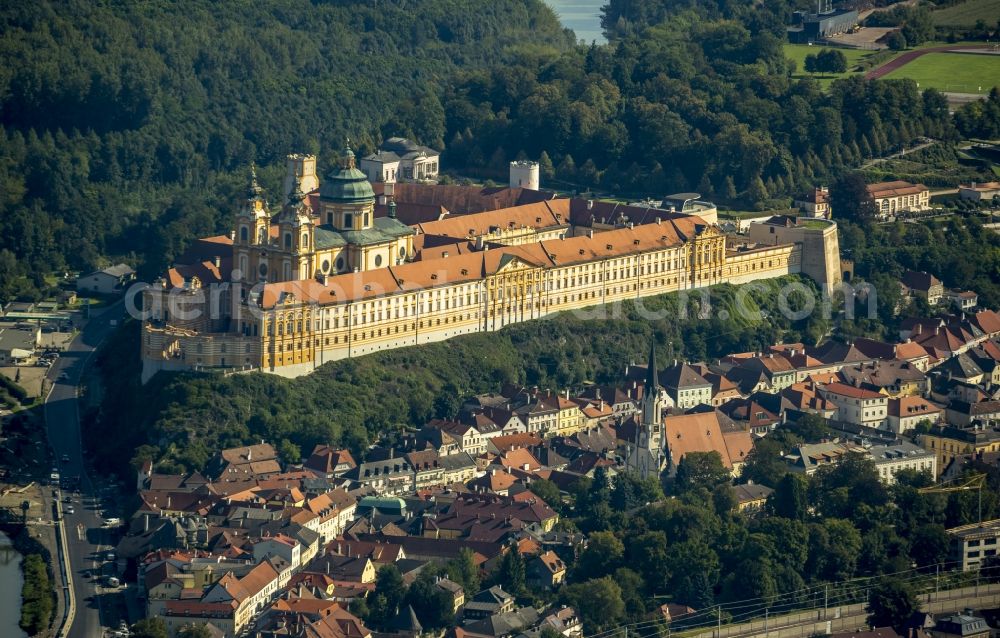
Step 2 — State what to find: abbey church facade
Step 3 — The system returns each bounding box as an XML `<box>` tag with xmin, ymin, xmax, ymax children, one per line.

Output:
<box><xmin>140</xmin><ymin>145</ymin><xmax>841</xmax><ymax>382</ymax></box>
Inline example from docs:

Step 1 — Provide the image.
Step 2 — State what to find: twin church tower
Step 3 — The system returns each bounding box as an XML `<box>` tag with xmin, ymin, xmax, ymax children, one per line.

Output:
<box><xmin>232</xmin><ymin>144</ymin><xmax>415</xmax><ymax>286</ymax></box>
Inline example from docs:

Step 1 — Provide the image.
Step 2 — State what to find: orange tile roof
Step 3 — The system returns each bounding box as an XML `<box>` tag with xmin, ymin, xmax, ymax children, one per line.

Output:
<box><xmin>517</xmin><ymin>537</ymin><xmax>542</xmax><ymax>555</ymax></box>
<box><xmin>662</xmin><ymin>412</ymin><xmax>752</xmax><ymax>469</ymax></box>
<box><xmin>416</xmin><ymin>200</ymin><xmax>570</xmax><ymax>239</ymax></box>
<box><xmin>823</xmin><ymin>382</ymin><xmax>885</xmax><ymax>400</ymax></box>
<box><xmin>258</xmin><ymin>221</ymin><xmax>701</xmax><ymax>308</ymax></box>
<box><xmin>888</xmin><ymin>397</ymin><xmax>942</xmax><ymax>418</ymax></box>
<box><xmin>895</xmin><ymin>341</ymin><xmax>931</xmax><ymax>360</ymax></box>
<box><xmin>500</xmin><ymin>448</ymin><xmax>542</xmax><ymax>472</ymax></box>
<box><xmin>867</xmin><ymin>180</ymin><xmax>928</xmax><ymax>198</ymax></box>
<box><xmin>489</xmin><ymin>433</ymin><xmax>543</xmax><ymax>452</ymax></box>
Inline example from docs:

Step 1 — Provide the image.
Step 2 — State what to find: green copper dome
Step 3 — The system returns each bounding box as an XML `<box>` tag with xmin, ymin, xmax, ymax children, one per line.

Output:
<box><xmin>319</xmin><ymin>142</ymin><xmax>375</xmax><ymax>204</ymax></box>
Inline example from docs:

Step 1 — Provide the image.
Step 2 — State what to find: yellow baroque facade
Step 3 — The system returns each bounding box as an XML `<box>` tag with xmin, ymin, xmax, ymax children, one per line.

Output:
<box><xmin>140</xmin><ymin>153</ymin><xmax>839</xmax><ymax>382</ymax></box>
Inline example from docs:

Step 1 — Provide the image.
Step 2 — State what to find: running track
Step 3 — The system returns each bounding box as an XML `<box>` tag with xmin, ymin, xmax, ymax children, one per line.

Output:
<box><xmin>865</xmin><ymin>44</ymin><xmax>993</xmax><ymax>80</ymax></box>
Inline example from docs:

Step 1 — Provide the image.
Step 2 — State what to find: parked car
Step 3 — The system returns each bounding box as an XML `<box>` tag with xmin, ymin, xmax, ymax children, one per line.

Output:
<box><xmin>64</xmin><ymin>505</ymin><xmax>74</xmax><ymax>515</ymax></box>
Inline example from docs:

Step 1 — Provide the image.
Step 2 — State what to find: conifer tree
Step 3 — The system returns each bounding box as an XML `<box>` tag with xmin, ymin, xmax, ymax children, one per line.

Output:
<box><xmin>538</xmin><ymin>151</ymin><xmax>555</xmax><ymax>181</ymax></box>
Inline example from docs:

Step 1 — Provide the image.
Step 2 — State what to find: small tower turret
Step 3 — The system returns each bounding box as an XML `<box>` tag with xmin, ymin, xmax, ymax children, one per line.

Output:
<box><xmin>233</xmin><ymin>163</ymin><xmax>272</xmax><ymax>281</ymax></box>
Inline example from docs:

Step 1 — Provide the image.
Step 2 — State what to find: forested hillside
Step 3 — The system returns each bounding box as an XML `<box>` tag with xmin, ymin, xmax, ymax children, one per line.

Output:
<box><xmin>87</xmin><ymin>276</ymin><xmax>826</xmax><ymax>475</ymax></box>
<box><xmin>442</xmin><ymin>0</ymin><xmax>1000</xmax><ymax>202</ymax></box>
<box><xmin>0</xmin><ymin>0</ymin><xmax>573</xmax><ymax>301</ymax></box>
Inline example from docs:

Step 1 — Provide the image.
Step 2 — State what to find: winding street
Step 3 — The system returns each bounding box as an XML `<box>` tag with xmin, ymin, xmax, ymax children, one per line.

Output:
<box><xmin>43</xmin><ymin>301</ymin><xmax>125</xmax><ymax>638</ymax></box>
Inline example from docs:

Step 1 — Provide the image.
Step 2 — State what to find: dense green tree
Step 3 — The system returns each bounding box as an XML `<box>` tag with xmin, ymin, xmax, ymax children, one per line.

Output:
<box><xmin>867</xmin><ymin>579</ymin><xmax>921</xmax><ymax>633</ymax></box>
<box><xmin>529</xmin><ymin>479</ymin><xmax>563</xmax><ymax>509</ymax></box>
<box><xmin>559</xmin><ymin>577</ymin><xmax>626</xmax><ymax>633</ymax></box>
<box><xmin>19</xmin><ymin>554</ymin><xmax>52</xmax><ymax>636</ymax></box>
<box><xmin>909</xmin><ymin>524</ymin><xmax>950</xmax><ymax>568</ymax></box>
<box><xmin>574</xmin><ymin>531</ymin><xmax>624</xmax><ymax>579</ymax></box>
<box><xmin>785</xmin><ymin>414</ymin><xmax>831</xmax><ymax>443</ymax></box>
<box><xmin>770</xmin><ymin>473</ymin><xmax>809</xmax><ymax>520</ymax></box>
<box><xmin>741</xmin><ymin>437</ymin><xmax>792</xmax><ymax>487</ymax></box>
<box><xmin>446</xmin><ymin>548</ymin><xmax>481</xmax><ymax>596</ymax></box>
<box><xmin>675</xmin><ymin>451</ymin><xmax>731</xmax><ymax>493</ymax></box>
<box><xmin>368</xmin><ymin>565</ymin><xmax>407</xmax><ymax>629</ymax></box>
<box><xmin>495</xmin><ymin>549</ymin><xmax>526</xmax><ymax>595</ymax></box>
<box><xmin>538</xmin><ymin>151</ymin><xmax>555</xmax><ymax>181</ymax></box>
<box><xmin>405</xmin><ymin>571</ymin><xmax>455</xmax><ymax>629</ymax></box>
<box><xmin>815</xmin><ymin>49</ymin><xmax>848</xmax><ymax>74</ymax></box>
<box><xmin>131</xmin><ymin>618</ymin><xmax>169</xmax><ymax>638</ymax></box>
<box><xmin>831</xmin><ymin>172</ymin><xmax>877</xmax><ymax>223</ymax></box>
<box><xmin>613</xmin><ymin>567</ymin><xmax>648</xmax><ymax>617</ymax></box>
<box><xmin>178</xmin><ymin>625</ymin><xmax>214</xmax><ymax>638</ymax></box>
<box><xmin>611</xmin><ymin>471</ymin><xmax>664</xmax><ymax>509</ymax></box>
<box><xmin>721</xmin><ymin>558</ymin><xmax>777</xmax><ymax>604</ymax></box>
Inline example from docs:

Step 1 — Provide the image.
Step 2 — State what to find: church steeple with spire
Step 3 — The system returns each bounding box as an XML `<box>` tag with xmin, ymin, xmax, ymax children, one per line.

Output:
<box><xmin>628</xmin><ymin>338</ymin><xmax>666</xmax><ymax>478</ymax></box>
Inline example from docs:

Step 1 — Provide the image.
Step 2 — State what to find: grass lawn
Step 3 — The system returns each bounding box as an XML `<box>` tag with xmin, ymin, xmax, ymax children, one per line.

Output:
<box><xmin>932</xmin><ymin>0</ymin><xmax>1000</xmax><ymax>27</ymax></box>
<box><xmin>784</xmin><ymin>44</ymin><xmax>882</xmax><ymax>87</ymax></box>
<box><xmin>883</xmin><ymin>52</ymin><xmax>1000</xmax><ymax>93</ymax></box>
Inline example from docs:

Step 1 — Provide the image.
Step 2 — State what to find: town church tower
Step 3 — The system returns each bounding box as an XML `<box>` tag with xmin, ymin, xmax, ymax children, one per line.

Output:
<box><xmin>627</xmin><ymin>340</ymin><xmax>667</xmax><ymax>479</ymax></box>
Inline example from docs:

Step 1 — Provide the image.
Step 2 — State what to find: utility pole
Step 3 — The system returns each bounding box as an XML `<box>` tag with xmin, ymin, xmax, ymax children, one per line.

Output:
<box><xmin>824</xmin><ymin>584</ymin><xmax>828</xmax><ymax>619</ymax></box>
<box><xmin>764</xmin><ymin>608</ymin><xmax>769</xmax><ymax>637</ymax></box>
<box><xmin>717</xmin><ymin>605</ymin><xmax>722</xmax><ymax>638</ymax></box>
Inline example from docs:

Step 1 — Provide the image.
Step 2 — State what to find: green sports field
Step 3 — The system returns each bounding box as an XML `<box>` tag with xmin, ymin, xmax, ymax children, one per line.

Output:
<box><xmin>883</xmin><ymin>52</ymin><xmax>1000</xmax><ymax>93</ymax></box>
<box><xmin>932</xmin><ymin>0</ymin><xmax>1000</xmax><ymax>27</ymax></box>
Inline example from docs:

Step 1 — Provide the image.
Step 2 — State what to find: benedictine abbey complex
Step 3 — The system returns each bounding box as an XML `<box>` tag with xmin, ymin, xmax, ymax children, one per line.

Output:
<box><xmin>140</xmin><ymin>143</ymin><xmax>842</xmax><ymax>382</ymax></box>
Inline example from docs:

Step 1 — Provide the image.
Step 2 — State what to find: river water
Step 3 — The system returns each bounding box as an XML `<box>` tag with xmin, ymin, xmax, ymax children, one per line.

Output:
<box><xmin>0</xmin><ymin>532</ymin><xmax>28</xmax><ymax>638</ymax></box>
<box><xmin>544</xmin><ymin>0</ymin><xmax>606</xmax><ymax>44</ymax></box>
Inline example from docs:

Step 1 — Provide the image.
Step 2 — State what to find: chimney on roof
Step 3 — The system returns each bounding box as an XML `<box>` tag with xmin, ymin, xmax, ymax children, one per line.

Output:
<box><xmin>247</xmin><ymin>448</ymin><xmax>252</xmax><ymax>461</ymax></box>
<box><xmin>656</xmin><ymin>217</ymin><xmax>661</xmax><ymax>225</ymax></box>
<box><xmin>587</xmin><ymin>200</ymin><xmax>593</xmax><ymax>210</ymax></box>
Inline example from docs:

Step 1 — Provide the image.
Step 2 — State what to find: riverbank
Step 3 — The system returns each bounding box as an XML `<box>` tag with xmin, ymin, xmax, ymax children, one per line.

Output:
<box><xmin>0</xmin><ymin>531</ymin><xmax>28</xmax><ymax>638</ymax></box>
<box><xmin>0</xmin><ymin>521</ymin><xmax>57</xmax><ymax>637</ymax></box>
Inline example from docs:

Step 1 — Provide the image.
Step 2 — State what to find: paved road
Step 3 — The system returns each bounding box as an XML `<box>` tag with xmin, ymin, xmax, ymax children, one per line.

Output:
<box><xmin>861</xmin><ymin>139</ymin><xmax>937</xmax><ymax>168</ymax></box>
<box><xmin>44</xmin><ymin>303</ymin><xmax>125</xmax><ymax>638</ymax></box>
